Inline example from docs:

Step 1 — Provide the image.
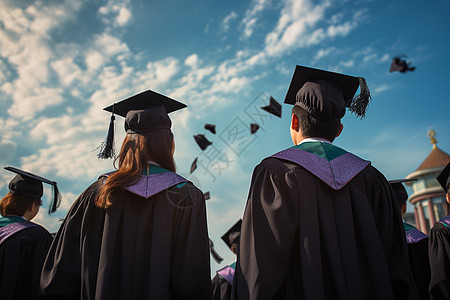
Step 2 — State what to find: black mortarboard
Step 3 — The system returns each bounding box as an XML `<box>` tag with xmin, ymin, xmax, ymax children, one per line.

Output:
<box><xmin>5</xmin><ymin>166</ymin><xmax>61</xmax><ymax>214</ymax></box>
<box><xmin>203</xmin><ymin>191</ymin><xmax>210</xmax><ymax>200</ymax></box>
<box><xmin>250</xmin><ymin>123</ymin><xmax>260</xmax><ymax>134</ymax></box>
<box><xmin>190</xmin><ymin>157</ymin><xmax>198</xmax><ymax>174</ymax></box>
<box><xmin>388</xmin><ymin>179</ymin><xmax>417</xmax><ymax>207</ymax></box>
<box><xmin>389</xmin><ymin>55</ymin><xmax>416</xmax><ymax>73</ymax></box>
<box><xmin>221</xmin><ymin>219</ymin><xmax>242</xmax><ymax>250</ymax></box>
<box><xmin>284</xmin><ymin>65</ymin><xmax>371</xmax><ymax>119</ymax></box>
<box><xmin>97</xmin><ymin>90</ymin><xmax>187</xmax><ymax>159</ymax></box>
<box><xmin>437</xmin><ymin>162</ymin><xmax>450</xmax><ymax>194</ymax></box>
<box><xmin>209</xmin><ymin>238</ymin><xmax>224</xmax><ymax>264</ymax></box>
<box><xmin>193</xmin><ymin>134</ymin><xmax>212</xmax><ymax>151</ymax></box>
<box><xmin>260</xmin><ymin>96</ymin><xmax>282</xmax><ymax>118</ymax></box>
<box><xmin>204</xmin><ymin>124</ymin><xmax>216</xmax><ymax>134</ymax></box>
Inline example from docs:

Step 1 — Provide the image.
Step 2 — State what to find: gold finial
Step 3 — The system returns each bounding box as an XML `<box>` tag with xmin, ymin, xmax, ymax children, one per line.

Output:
<box><xmin>427</xmin><ymin>128</ymin><xmax>437</xmax><ymax>148</ymax></box>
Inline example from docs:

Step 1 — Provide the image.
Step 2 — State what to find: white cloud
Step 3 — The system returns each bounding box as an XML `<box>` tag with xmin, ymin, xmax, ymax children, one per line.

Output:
<box><xmin>98</xmin><ymin>0</ymin><xmax>132</xmax><ymax>27</ymax></box>
<box><xmin>138</xmin><ymin>57</ymin><xmax>180</xmax><ymax>89</ymax></box>
<box><xmin>222</xmin><ymin>11</ymin><xmax>238</xmax><ymax>32</ymax></box>
<box><xmin>185</xmin><ymin>54</ymin><xmax>199</xmax><ymax>68</ymax></box>
<box><xmin>51</xmin><ymin>57</ymin><xmax>83</xmax><ymax>86</ymax></box>
<box><xmin>7</xmin><ymin>86</ymin><xmax>64</xmax><ymax>121</ymax></box>
<box><xmin>85</xmin><ymin>50</ymin><xmax>106</xmax><ymax>72</ymax></box>
<box><xmin>241</xmin><ymin>0</ymin><xmax>271</xmax><ymax>39</ymax></box>
<box><xmin>0</xmin><ymin>1</ymin><xmax>84</xmax><ymax>120</ymax></box>
<box><xmin>21</xmin><ymin>141</ymin><xmax>113</xmax><ymax>180</ymax></box>
<box><xmin>326</xmin><ymin>21</ymin><xmax>354</xmax><ymax>37</ymax></box>
<box><xmin>380</xmin><ymin>54</ymin><xmax>390</xmax><ymax>62</ymax></box>
<box><xmin>363</xmin><ymin>53</ymin><xmax>377</xmax><ymax>63</ymax></box>
<box><xmin>313</xmin><ymin>46</ymin><xmax>336</xmax><ymax>62</ymax></box>
<box><xmin>264</xmin><ymin>0</ymin><xmax>329</xmax><ymax>56</ymax></box>
<box><xmin>261</xmin><ymin>0</ymin><xmax>363</xmax><ymax>58</ymax></box>
<box><xmin>95</xmin><ymin>33</ymin><xmax>130</xmax><ymax>57</ymax></box>
<box><xmin>116</xmin><ymin>7</ymin><xmax>132</xmax><ymax>26</ymax></box>
<box><xmin>373</xmin><ymin>83</ymin><xmax>393</xmax><ymax>94</ymax></box>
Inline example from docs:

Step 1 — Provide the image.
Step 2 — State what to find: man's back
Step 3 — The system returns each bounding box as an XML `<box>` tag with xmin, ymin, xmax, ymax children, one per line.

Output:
<box><xmin>233</xmin><ymin>142</ymin><xmax>415</xmax><ymax>300</ymax></box>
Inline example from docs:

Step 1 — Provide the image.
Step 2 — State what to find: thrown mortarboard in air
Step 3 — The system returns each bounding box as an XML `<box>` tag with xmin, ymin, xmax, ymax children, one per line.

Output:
<box><xmin>260</xmin><ymin>96</ymin><xmax>282</xmax><ymax>118</ymax></box>
<box><xmin>204</xmin><ymin>123</ymin><xmax>216</xmax><ymax>134</ymax></box>
<box><xmin>389</xmin><ymin>55</ymin><xmax>416</xmax><ymax>73</ymax></box>
<box><xmin>436</xmin><ymin>162</ymin><xmax>450</xmax><ymax>194</ymax></box>
<box><xmin>209</xmin><ymin>238</ymin><xmax>224</xmax><ymax>264</ymax></box>
<box><xmin>190</xmin><ymin>157</ymin><xmax>198</xmax><ymax>174</ymax></box>
<box><xmin>284</xmin><ymin>65</ymin><xmax>371</xmax><ymax>119</ymax></box>
<box><xmin>250</xmin><ymin>123</ymin><xmax>260</xmax><ymax>134</ymax></box>
<box><xmin>4</xmin><ymin>166</ymin><xmax>61</xmax><ymax>214</ymax></box>
<box><xmin>193</xmin><ymin>134</ymin><xmax>212</xmax><ymax>151</ymax></box>
<box><xmin>97</xmin><ymin>90</ymin><xmax>187</xmax><ymax>159</ymax></box>
<box><xmin>221</xmin><ymin>219</ymin><xmax>242</xmax><ymax>250</ymax></box>
<box><xmin>203</xmin><ymin>191</ymin><xmax>210</xmax><ymax>200</ymax></box>
<box><xmin>388</xmin><ymin>179</ymin><xmax>417</xmax><ymax>207</ymax></box>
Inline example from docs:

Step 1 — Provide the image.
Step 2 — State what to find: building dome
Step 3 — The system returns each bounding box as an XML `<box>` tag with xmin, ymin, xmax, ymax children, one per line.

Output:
<box><xmin>405</xmin><ymin>129</ymin><xmax>450</xmax><ymax>233</ymax></box>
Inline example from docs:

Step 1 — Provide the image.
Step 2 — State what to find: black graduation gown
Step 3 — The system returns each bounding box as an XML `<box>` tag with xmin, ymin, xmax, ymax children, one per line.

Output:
<box><xmin>40</xmin><ymin>170</ymin><xmax>212</xmax><ymax>300</ymax></box>
<box><xmin>0</xmin><ymin>219</ymin><xmax>53</xmax><ymax>300</ymax></box>
<box><xmin>212</xmin><ymin>274</ymin><xmax>232</xmax><ymax>300</ymax></box>
<box><xmin>428</xmin><ymin>219</ymin><xmax>450</xmax><ymax>300</ymax></box>
<box><xmin>212</xmin><ymin>262</ymin><xmax>235</xmax><ymax>300</ymax></box>
<box><xmin>404</xmin><ymin>223</ymin><xmax>431</xmax><ymax>300</ymax></box>
<box><xmin>233</xmin><ymin>142</ymin><xmax>417</xmax><ymax>300</ymax></box>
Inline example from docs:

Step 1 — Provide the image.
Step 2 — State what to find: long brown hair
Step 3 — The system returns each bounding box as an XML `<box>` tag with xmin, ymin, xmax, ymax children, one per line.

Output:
<box><xmin>95</xmin><ymin>130</ymin><xmax>175</xmax><ymax>208</ymax></box>
<box><xmin>0</xmin><ymin>192</ymin><xmax>41</xmax><ymax>216</ymax></box>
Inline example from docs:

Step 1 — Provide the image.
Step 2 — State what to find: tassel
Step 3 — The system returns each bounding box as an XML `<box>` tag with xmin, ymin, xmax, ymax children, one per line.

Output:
<box><xmin>349</xmin><ymin>77</ymin><xmax>371</xmax><ymax>119</ymax></box>
<box><xmin>49</xmin><ymin>182</ymin><xmax>62</xmax><ymax>214</ymax></box>
<box><xmin>96</xmin><ymin>113</ymin><xmax>116</xmax><ymax>159</ymax></box>
<box><xmin>209</xmin><ymin>239</ymin><xmax>224</xmax><ymax>264</ymax></box>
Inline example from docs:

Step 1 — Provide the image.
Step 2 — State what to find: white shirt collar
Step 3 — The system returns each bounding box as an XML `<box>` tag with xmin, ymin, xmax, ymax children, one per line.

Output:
<box><xmin>147</xmin><ymin>160</ymin><xmax>161</xmax><ymax>166</ymax></box>
<box><xmin>298</xmin><ymin>137</ymin><xmax>332</xmax><ymax>145</ymax></box>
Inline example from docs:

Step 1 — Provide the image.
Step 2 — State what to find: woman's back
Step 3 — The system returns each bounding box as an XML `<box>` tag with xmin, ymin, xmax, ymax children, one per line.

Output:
<box><xmin>40</xmin><ymin>167</ymin><xmax>212</xmax><ymax>299</ymax></box>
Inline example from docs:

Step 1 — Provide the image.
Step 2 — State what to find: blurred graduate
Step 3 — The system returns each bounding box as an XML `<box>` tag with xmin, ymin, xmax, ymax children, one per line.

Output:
<box><xmin>233</xmin><ymin>66</ymin><xmax>418</xmax><ymax>300</ymax></box>
<box><xmin>429</xmin><ymin>162</ymin><xmax>450</xmax><ymax>300</ymax></box>
<box><xmin>390</xmin><ymin>179</ymin><xmax>430</xmax><ymax>300</ymax></box>
<box><xmin>212</xmin><ymin>220</ymin><xmax>241</xmax><ymax>300</ymax></box>
<box><xmin>39</xmin><ymin>90</ymin><xmax>212</xmax><ymax>299</ymax></box>
<box><xmin>0</xmin><ymin>167</ymin><xmax>59</xmax><ymax>300</ymax></box>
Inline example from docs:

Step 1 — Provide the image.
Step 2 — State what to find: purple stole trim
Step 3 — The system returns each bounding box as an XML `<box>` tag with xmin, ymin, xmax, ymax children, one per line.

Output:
<box><xmin>101</xmin><ymin>171</ymin><xmax>189</xmax><ymax>199</ymax></box>
<box><xmin>438</xmin><ymin>215</ymin><xmax>450</xmax><ymax>227</ymax></box>
<box><xmin>217</xmin><ymin>265</ymin><xmax>235</xmax><ymax>285</ymax></box>
<box><xmin>405</xmin><ymin>227</ymin><xmax>428</xmax><ymax>244</ymax></box>
<box><xmin>0</xmin><ymin>221</ymin><xmax>38</xmax><ymax>246</ymax></box>
<box><xmin>270</xmin><ymin>148</ymin><xmax>370</xmax><ymax>190</ymax></box>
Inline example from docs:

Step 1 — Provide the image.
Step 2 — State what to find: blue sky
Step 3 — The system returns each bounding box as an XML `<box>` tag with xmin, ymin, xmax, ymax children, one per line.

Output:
<box><xmin>1</xmin><ymin>0</ymin><xmax>449</xmax><ymax>273</ymax></box>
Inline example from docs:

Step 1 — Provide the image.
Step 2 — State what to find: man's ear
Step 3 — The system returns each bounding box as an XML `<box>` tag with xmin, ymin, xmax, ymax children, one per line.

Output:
<box><xmin>335</xmin><ymin>122</ymin><xmax>344</xmax><ymax>138</ymax></box>
<box><xmin>291</xmin><ymin>113</ymin><xmax>299</xmax><ymax>132</ymax></box>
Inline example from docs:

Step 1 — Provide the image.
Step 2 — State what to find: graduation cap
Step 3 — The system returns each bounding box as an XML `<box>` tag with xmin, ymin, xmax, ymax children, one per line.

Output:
<box><xmin>190</xmin><ymin>157</ymin><xmax>198</xmax><ymax>174</ymax></box>
<box><xmin>388</xmin><ymin>179</ymin><xmax>417</xmax><ymax>207</ymax></box>
<box><xmin>250</xmin><ymin>123</ymin><xmax>260</xmax><ymax>134</ymax></box>
<box><xmin>204</xmin><ymin>123</ymin><xmax>216</xmax><ymax>134</ymax></box>
<box><xmin>4</xmin><ymin>166</ymin><xmax>61</xmax><ymax>214</ymax></box>
<box><xmin>193</xmin><ymin>134</ymin><xmax>212</xmax><ymax>151</ymax></box>
<box><xmin>209</xmin><ymin>238</ymin><xmax>224</xmax><ymax>264</ymax></box>
<box><xmin>97</xmin><ymin>90</ymin><xmax>187</xmax><ymax>159</ymax></box>
<box><xmin>203</xmin><ymin>191</ymin><xmax>210</xmax><ymax>200</ymax></box>
<box><xmin>221</xmin><ymin>219</ymin><xmax>242</xmax><ymax>250</ymax></box>
<box><xmin>389</xmin><ymin>55</ymin><xmax>416</xmax><ymax>73</ymax></box>
<box><xmin>437</xmin><ymin>162</ymin><xmax>450</xmax><ymax>194</ymax></box>
<box><xmin>260</xmin><ymin>96</ymin><xmax>282</xmax><ymax>118</ymax></box>
<box><xmin>284</xmin><ymin>65</ymin><xmax>371</xmax><ymax>119</ymax></box>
